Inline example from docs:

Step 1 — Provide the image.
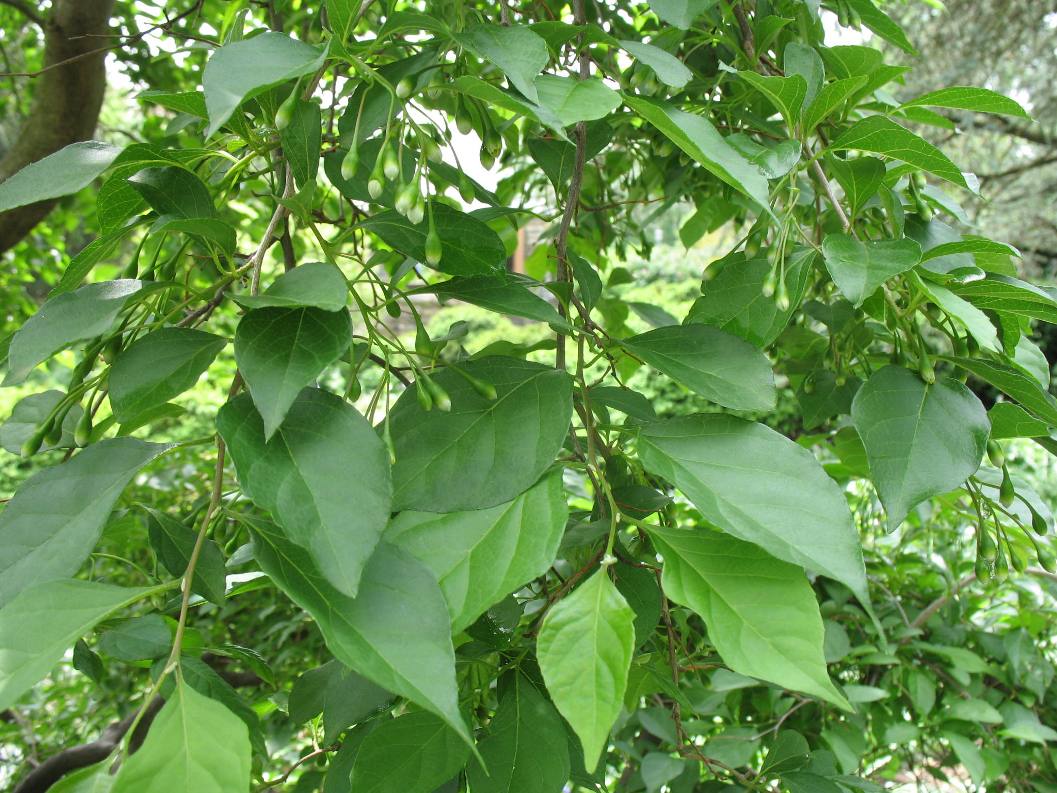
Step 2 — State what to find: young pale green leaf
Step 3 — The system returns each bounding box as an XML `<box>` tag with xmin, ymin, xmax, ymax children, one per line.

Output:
<box><xmin>48</xmin><ymin>762</ymin><xmax>113</xmax><ymax>793</ymax></box>
<box><xmin>802</xmin><ymin>76</ymin><xmax>868</xmax><ymax>133</ymax></box>
<box><xmin>245</xmin><ymin>517</ymin><xmax>470</xmax><ymax>745</ymax></box>
<box><xmin>127</xmin><ymin>166</ymin><xmax>216</xmax><ymax>219</ymax></box>
<box><xmin>424</xmin><ymin>275</ymin><xmax>570</xmax><ymax>329</ymax></box>
<box><xmin>650</xmin><ymin>527</ymin><xmax>850</xmax><ymax>709</ymax></box>
<box><xmin>851</xmin><ymin>366</ymin><xmax>988</xmax><ymax>531</ymax></box>
<box><xmin>3</xmin><ymin>279</ymin><xmax>147</xmax><ymax>386</ymax></box>
<box><xmin>0</xmin><ymin>438</ymin><xmax>171</xmax><ymax>607</ymax></box>
<box><xmin>111</xmin><ymin>680</ymin><xmax>251</xmax><ymax>793</ymax></box>
<box><xmin>621</xmin><ymin>324</ymin><xmax>776</xmax><ymax>411</ymax></box>
<box><xmin>233</xmin><ymin>261</ymin><xmax>348</xmax><ymax>312</ymax></box>
<box><xmin>280</xmin><ymin>99</ymin><xmax>322</xmax><ymax>187</ymax></box>
<box><xmin>457</xmin><ymin>24</ymin><xmax>550</xmax><ymax>103</ymax></box>
<box><xmin>739</xmin><ymin>71</ymin><xmax>807</xmax><ymax>127</ymax></box>
<box><xmin>647</xmin><ymin>0</ymin><xmax>718</xmax><ymax>28</ymax></box>
<box><xmin>685</xmin><ymin>249</ymin><xmax>813</xmax><ymax>348</ymax></box>
<box><xmin>0</xmin><ymin>390</ymin><xmax>83</xmax><ymax>454</ymax></box>
<box><xmin>218</xmin><ymin>389</ymin><xmax>390</xmax><ymax>598</ymax></box>
<box><xmin>349</xmin><ymin>711</ymin><xmax>470</xmax><ymax>793</ymax></box>
<box><xmin>109</xmin><ymin>328</ymin><xmax>226</xmax><ymax>423</ymax></box>
<box><xmin>626</xmin><ymin>96</ymin><xmax>771</xmax><ymax>211</ymax></box>
<box><xmin>389</xmin><ymin>357</ymin><xmax>573</xmax><ymax>512</ymax></box>
<box><xmin>234</xmin><ymin>306</ymin><xmax>352</xmax><ymax>439</ymax></box>
<box><xmin>535</xmin><ymin>76</ymin><xmax>621</xmax><ymax>127</ymax></box>
<box><xmin>538</xmin><ymin>569</ymin><xmax>635</xmax><ymax>772</ymax></box>
<box><xmin>203</xmin><ymin>32</ymin><xmax>326</xmax><ymax>137</ymax></box>
<box><xmin>638</xmin><ymin>415</ymin><xmax>869</xmax><ymax>605</ymax></box>
<box><xmin>0</xmin><ymin>141</ymin><xmax>121</xmax><ymax>213</ymax></box>
<box><xmin>943</xmin><ymin>355</ymin><xmax>1057</xmax><ymax>425</ymax></box>
<box><xmin>467</xmin><ymin>674</ymin><xmax>571</xmax><ymax>793</ymax></box>
<box><xmin>0</xmin><ymin>579</ymin><xmax>153</xmax><ymax>710</ymax></box>
<box><xmin>619</xmin><ymin>41</ymin><xmax>692</xmax><ymax>89</ymax></box>
<box><xmin>386</xmin><ymin>471</ymin><xmax>567</xmax><ymax>632</ymax></box>
<box><xmin>901</xmin><ymin>86</ymin><xmax>1030</xmax><ymax>119</ymax></box>
<box><xmin>361</xmin><ymin>204</ymin><xmax>507</xmax><ymax>276</ymax></box>
<box><xmin>821</xmin><ymin>234</ymin><xmax>921</xmax><ymax>306</ymax></box>
<box><xmin>830</xmin><ymin>116</ymin><xmax>967</xmax><ymax>187</ymax></box>
<box><xmin>146</xmin><ymin>509</ymin><xmax>227</xmax><ymax>605</ymax></box>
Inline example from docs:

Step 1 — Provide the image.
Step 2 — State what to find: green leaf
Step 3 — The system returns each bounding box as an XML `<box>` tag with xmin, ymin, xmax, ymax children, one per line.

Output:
<box><xmin>450</xmin><ymin>76</ymin><xmax>566</xmax><ymax>136</ymax></box>
<box><xmin>739</xmin><ymin>71</ymin><xmax>807</xmax><ymax>127</ymax></box>
<box><xmin>638</xmin><ymin>414</ymin><xmax>869</xmax><ymax>604</ymax></box>
<box><xmin>944</xmin><ymin>732</ymin><xmax>985</xmax><ymax>785</ymax></box>
<box><xmin>0</xmin><ymin>579</ymin><xmax>152</xmax><ymax>711</ymax></box>
<box><xmin>326</xmin><ymin>0</ymin><xmax>357</xmax><ymax>41</ymax></box>
<box><xmin>0</xmin><ymin>438</ymin><xmax>171</xmax><ymax>607</ymax></box>
<box><xmin>128</xmin><ymin>167</ymin><xmax>216</xmax><ymax>219</ymax></box>
<box><xmin>146</xmin><ymin>509</ymin><xmax>227</xmax><ymax>605</ymax></box>
<box><xmin>901</xmin><ymin>86</ymin><xmax>1030</xmax><ymax>119</ymax></box>
<box><xmin>620</xmin><ymin>41</ymin><xmax>692</xmax><ymax>89</ymax></box>
<box><xmin>641</xmin><ymin>753</ymin><xmax>685</xmax><ymax>793</ymax></box>
<box><xmin>110</xmin><ymin>680</ymin><xmax>251</xmax><ymax>793</ymax></box>
<box><xmin>233</xmin><ymin>262</ymin><xmax>348</xmax><ymax>312</ymax></box>
<box><xmin>97</xmin><ymin>614</ymin><xmax>171</xmax><ymax>661</ymax></box>
<box><xmin>289</xmin><ymin>660</ymin><xmax>391</xmax><ymax>742</ymax></box>
<box><xmin>245</xmin><ymin>517</ymin><xmax>470</xmax><ymax>744</ymax></box>
<box><xmin>350</xmin><ymin>711</ymin><xmax>470</xmax><ymax>793</ymax></box>
<box><xmin>797</xmin><ymin>372</ymin><xmax>861</xmax><ymax>430</ymax></box>
<box><xmin>784</xmin><ymin>42</ymin><xmax>825</xmax><ymax>107</ymax></box>
<box><xmin>457</xmin><ymin>24</ymin><xmax>550</xmax><ymax>103</ymax></box>
<box><xmin>614</xmin><ymin>564</ymin><xmax>662</xmax><ymax>647</ymax></box>
<box><xmin>844</xmin><ymin>0</ymin><xmax>915</xmax><ymax>54</ymax></box>
<box><xmin>0</xmin><ymin>141</ymin><xmax>121</xmax><ymax>212</ymax></box>
<box><xmin>648</xmin><ymin>0</ymin><xmax>718</xmax><ymax>28</ymax></box>
<box><xmin>851</xmin><ymin>366</ymin><xmax>988</xmax><ymax>531</ymax></box>
<box><xmin>234</xmin><ymin>307</ymin><xmax>352</xmax><ymax>439</ymax></box>
<box><xmin>949</xmin><ymin>274</ymin><xmax>1057</xmax><ymax>325</ymax></box>
<box><xmin>0</xmin><ymin>390</ymin><xmax>83</xmax><ymax>454</ymax></box>
<box><xmin>4</xmin><ymin>279</ymin><xmax>146</xmax><ymax>386</ymax></box>
<box><xmin>626</xmin><ymin>96</ymin><xmax>771</xmax><ymax>211</ymax></box>
<box><xmin>945</xmin><ymin>698</ymin><xmax>1003</xmax><ymax>724</ymax></box>
<box><xmin>538</xmin><ymin>569</ymin><xmax>635</xmax><ymax>771</ymax></box>
<box><xmin>425</xmin><ymin>275</ymin><xmax>569</xmax><ymax>329</ymax></box>
<box><xmin>944</xmin><ymin>355</ymin><xmax>1057</xmax><ymax>425</ymax></box>
<box><xmin>830</xmin><ymin>116</ymin><xmax>967</xmax><ymax>187</ymax></box>
<box><xmin>621</xmin><ymin>324</ymin><xmax>776</xmax><ymax>411</ymax></box>
<box><xmin>467</xmin><ymin>674</ymin><xmax>571</xmax><ymax>793</ymax></box>
<box><xmin>48</xmin><ymin>763</ymin><xmax>113</xmax><ymax>793</ymax></box>
<box><xmin>109</xmin><ymin>328</ymin><xmax>226</xmax><ymax>423</ymax></box>
<box><xmin>139</xmin><ymin>89</ymin><xmax>208</xmax><ymax>118</ymax></box>
<box><xmin>389</xmin><ymin>357</ymin><xmax>573</xmax><ymax>512</ymax></box>
<box><xmin>535</xmin><ymin>75</ymin><xmax>621</xmax><ymax>126</ymax></box>
<box><xmin>386</xmin><ymin>471</ymin><xmax>566</xmax><ymax>632</ymax></box>
<box><xmin>280</xmin><ymin>99</ymin><xmax>322</xmax><ymax>187</ymax></box>
<box><xmin>821</xmin><ymin>233</ymin><xmax>921</xmax><ymax>306</ymax></box>
<box><xmin>802</xmin><ymin>76</ymin><xmax>868</xmax><ymax>133</ymax></box>
<box><xmin>650</xmin><ymin>527</ymin><xmax>849</xmax><ymax>709</ymax></box>
<box><xmin>203</xmin><ymin>32</ymin><xmax>326</xmax><ymax>137</ymax></box>
<box><xmin>988</xmin><ymin>401</ymin><xmax>1052</xmax><ymax>440</ymax></box>
<box><xmin>919</xmin><ymin>238</ymin><xmax>1020</xmax><ymax>263</ymax></box>
<box><xmin>361</xmin><ymin>204</ymin><xmax>507</xmax><ymax>277</ymax></box>
<box><xmin>685</xmin><ymin>249</ymin><xmax>813</xmax><ymax>348</ymax></box>
<box><xmin>910</xmin><ymin>273</ymin><xmax>1000</xmax><ymax>353</ymax></box>
<box><xmin>218</xmin><ymin>389</ymin><xmax>390</xmax><ymax>598</ymax></box>
<box><xmin>830</xmin><ymin>156</ymin><xmax>885</xmax><ymax>219</ymax></box>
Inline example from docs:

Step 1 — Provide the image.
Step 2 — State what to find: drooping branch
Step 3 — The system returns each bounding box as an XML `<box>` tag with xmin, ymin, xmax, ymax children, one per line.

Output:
<box><xmin>0</xmin><ymin>0</ymin><xmax>115</xmax><ymax>254</ymax></box>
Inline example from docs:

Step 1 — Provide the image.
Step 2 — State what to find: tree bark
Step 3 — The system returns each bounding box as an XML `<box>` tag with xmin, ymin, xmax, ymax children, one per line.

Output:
<box><xmin>0</xmin><ymin>0</ymin><xmax>115</xmax><ymax>254</ymax></box>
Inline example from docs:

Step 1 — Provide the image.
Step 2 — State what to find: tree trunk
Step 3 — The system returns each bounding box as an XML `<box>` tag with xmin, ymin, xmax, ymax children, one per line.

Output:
<box><xmin>0</xmin><ymin>0</ymin><xmax>115</xmax><ymax>253</ymax></box>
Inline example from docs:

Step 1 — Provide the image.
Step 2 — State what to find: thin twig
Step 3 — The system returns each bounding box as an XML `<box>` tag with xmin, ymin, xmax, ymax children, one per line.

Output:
<box><xmin>249</xmin><ymin>166</ymin><xmax>296</xmax><ymax>295</ymax></box>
